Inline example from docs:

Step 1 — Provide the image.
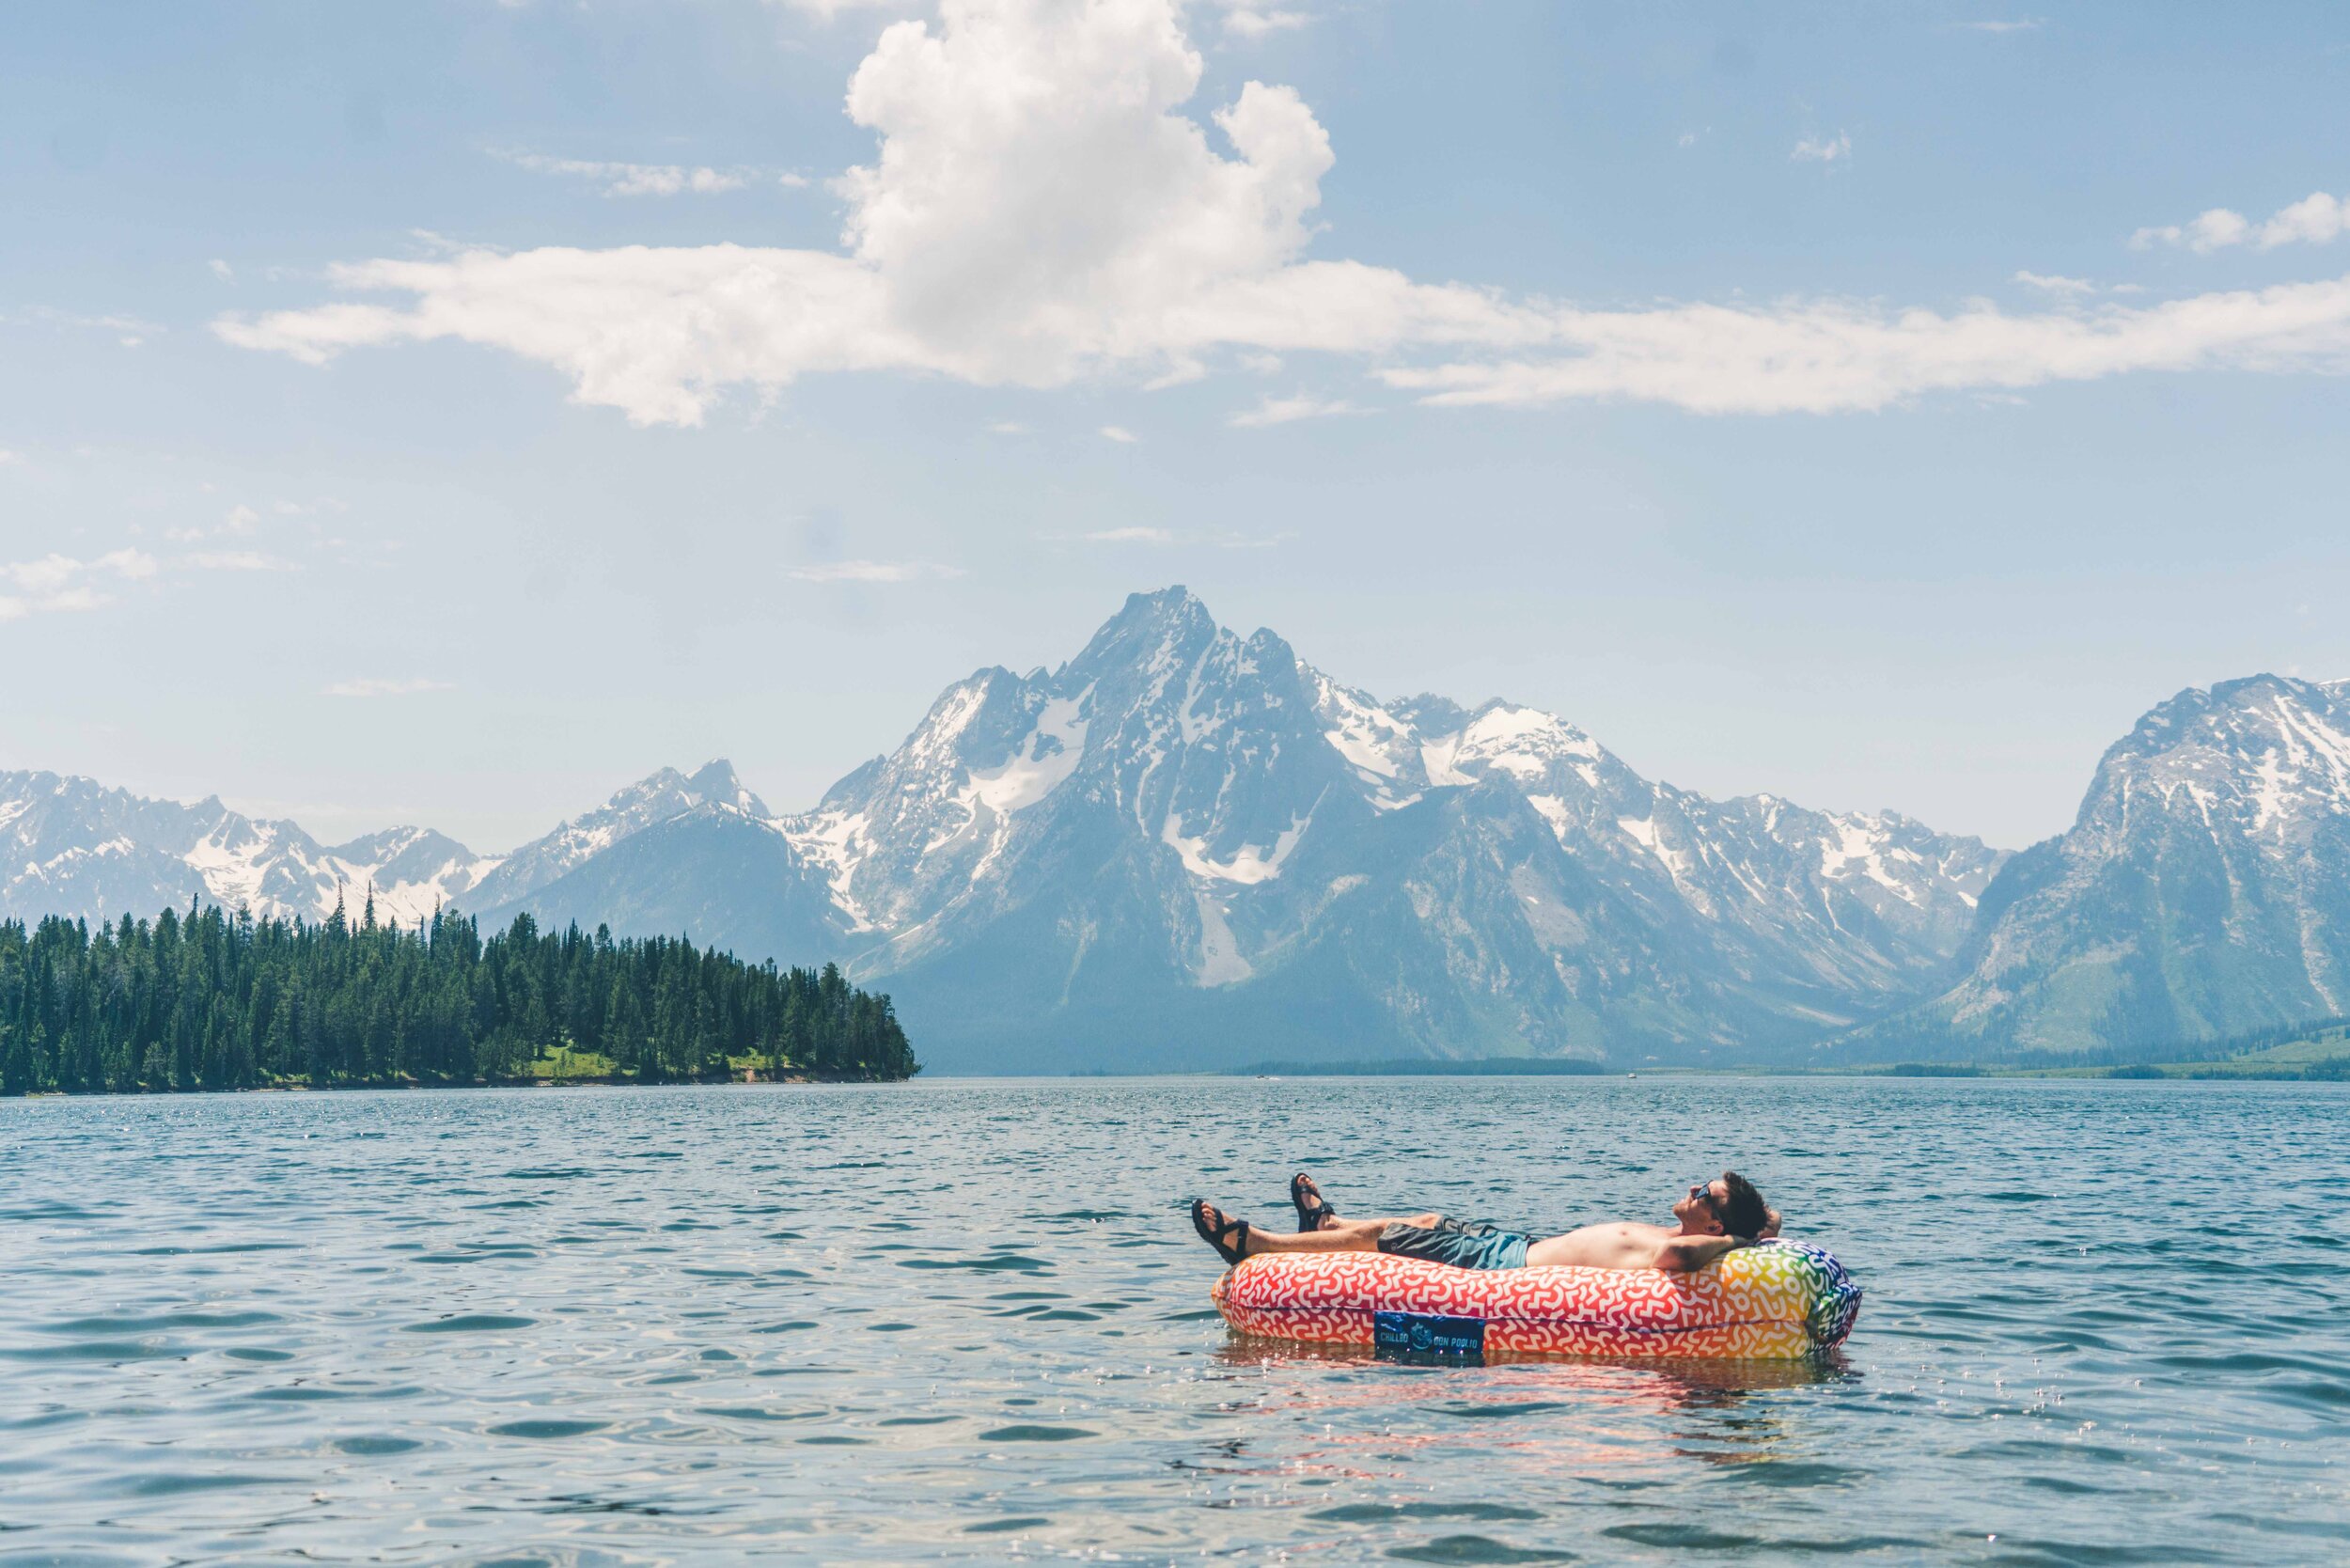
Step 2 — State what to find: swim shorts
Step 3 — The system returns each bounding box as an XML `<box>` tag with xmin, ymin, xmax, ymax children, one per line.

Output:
<box><xmin>1377</xmin><ymin>1216</ymin><xmax>1532</xmax><ymax>1272</ymax></box>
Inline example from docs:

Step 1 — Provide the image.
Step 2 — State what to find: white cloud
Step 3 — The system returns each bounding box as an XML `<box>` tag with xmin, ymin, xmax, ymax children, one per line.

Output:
<box><xmin>1954</xmin><ymin>19</ymin><xmax>2043</xmax><ymax>33</ymax></box>
<box><xmin>1230</xmin><ymin>390</ymin><xmax>1365</xmax><ymax>426</ymax></box>
<box><xmin>987</xmin><ymin>419</ymin><xmax>1029</xmax><ymax>433</ymax></box>
<box><xmin>494</xmin><ymin>149</ymin><xmax>760</xmax><ymax>197</ymax></box>
<box><xmin>1376</xmin><ymin>276</ymin><xmax>2350</xmax><ymax>412</ymax></box>
<box><xmin>0</xmin><ymin>549</ymin><xmax>156</xmax><ymax>622</ymax></box>
<box><xmin>2133</xmin><ymin>191</ymin><xmax>2347</xmax><ymax>254</ymax></box>
<box><xmin>217</xmin><ymin>0</ymin><xmax>2350</xmax><ymax>422</ymax></box>
<box><xmin>1099</xmin><ymin>425</ymin><xmax>1139</xmax><ymax>443</ymax></box>
<box><xmin>322</xmin><ymin>677</ymin><xmax>455</xmax><ymax>698</ymax></box>
<box><xmin>2133</xmin><ymin>208</ymin><xmax>2249</xmax><ymax>254</ymax></box>
<box><xmin>783</xmin><ymin>558</ymin><xmax>962</xmax><ymax>582</ymax></box>
<box><xmin>0</xmin><ymin>449</ymin><xmax>21</xmax><ymax>467</ymax></box>
<box><xmin>2257</xmin><ymin>191</ymin><xmax>2350</xmax><ymax>249</ymax></box>
<box><xmin>1792</xmin><ymin>132</ymin><xmax>1851</xmax><ymax>165</ymax></box>
<box><xmin>1082</xmin><ymin>525</ymin><xmax>1176</xmax><ymax>542</ymax></box>
<box><xmin>2013</xmin><ymin>270</ymin><xmax>2097</xmax><ymax>296</ymax></box>
<box><xmin>210</xmin><ymin>259</ymin><xmax>235</xmax><ymax>282</ymax></box>
<box><xmin>1220</xmin><ymin>6</ymin><xmax>1309</xmax><ymax>39</ymax></box>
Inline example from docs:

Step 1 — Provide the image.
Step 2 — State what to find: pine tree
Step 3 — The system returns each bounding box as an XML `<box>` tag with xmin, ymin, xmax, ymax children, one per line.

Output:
<box><xmin>0</xmin><ymin>905</ymin><xmax>916</xmax><ymax>1094</ymax></box>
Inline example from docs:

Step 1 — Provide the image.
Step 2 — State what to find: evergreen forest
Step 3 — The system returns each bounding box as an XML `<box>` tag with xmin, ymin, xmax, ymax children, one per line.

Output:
<box><xmin>0</xmin><ymin>900</ymin><xmax>918</xmax><ymax>1095</ymax></box>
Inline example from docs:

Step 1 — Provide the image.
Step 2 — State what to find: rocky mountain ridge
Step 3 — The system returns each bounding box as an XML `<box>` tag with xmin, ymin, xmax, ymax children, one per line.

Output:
<box><xmin>41</xmin><ymin>594</ymin><xmax>2337</xmax><ymax>1070</ymax></box>
<box><xmin>3</xmin><ymin>588</ymin><xmax>2027</xmax><ymax>1071</ymax></box>
<box><xmin>1838</xmin><ymin>673</ymin><xmax>2350</xmax><ymax>1061</ymax></box>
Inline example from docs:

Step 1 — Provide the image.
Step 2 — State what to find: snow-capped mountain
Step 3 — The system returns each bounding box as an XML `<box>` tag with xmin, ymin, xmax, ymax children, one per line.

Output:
<box><xmin>461</xmin><ymin>761</ymin><xmax>851</xmax><ymax>970</ymax></box>
<box><xmin>466</xmin><ymin>588</ymin><xmax>2008</xmax><ymax>1069</ymax></box>
<box><xmin>463</xmin><ymin>760</ymin><xmax>770</xmax><ymax>914</ymax></box>
<box><xmin>0</xmin><ymin>588</ymin><xmax>2024</xmax><ymax>1070</ymax></box>
<box><xmin>0</xmin><ymin>771</ymin><xmax>498</xmax><ymax>928</ymax></box>
<box><xmin>1842</xmin><ymin>674</ymin><xmax>2350</xmax><ymax>1061</ymax></box>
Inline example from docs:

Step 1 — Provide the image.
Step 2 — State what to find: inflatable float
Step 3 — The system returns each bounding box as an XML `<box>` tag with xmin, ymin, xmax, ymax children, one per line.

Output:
<box><xmin>1212</xmin><ymin>1240</ymin><xmax>1861</xmax><ymax>1360</ymax></box>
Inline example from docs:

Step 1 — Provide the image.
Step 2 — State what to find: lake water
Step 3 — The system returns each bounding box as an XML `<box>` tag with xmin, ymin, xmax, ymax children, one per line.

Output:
<box><xmin>3</xmin><ymin>1076</ymin><xmax>2346</xmax><ymax>1565</ymax></box>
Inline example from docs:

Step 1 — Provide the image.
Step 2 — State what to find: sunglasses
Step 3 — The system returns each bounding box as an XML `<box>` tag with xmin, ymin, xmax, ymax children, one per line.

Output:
<box><xmin>1688</xmin><ymin>1181</ymin><xmax>1725</xmax><ymax>1219</ymax></box>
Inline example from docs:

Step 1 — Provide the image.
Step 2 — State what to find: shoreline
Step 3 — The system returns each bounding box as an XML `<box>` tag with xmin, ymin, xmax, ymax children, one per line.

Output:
<box><xmin>6</xmin><ymin>1069</ymin><xmax>912</xmax><ymax>1100</ymax></box>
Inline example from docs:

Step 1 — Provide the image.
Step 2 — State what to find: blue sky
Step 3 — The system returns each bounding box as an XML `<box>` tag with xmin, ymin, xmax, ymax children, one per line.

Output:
<box><xmin>4</xmin><ymin>0</ymin><xmax>2346</xmax><ymax>853</ymax></box>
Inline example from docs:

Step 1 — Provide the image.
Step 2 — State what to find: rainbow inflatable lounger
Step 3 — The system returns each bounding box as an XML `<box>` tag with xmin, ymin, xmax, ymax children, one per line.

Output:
<box><xmin>1212</xmin><ymin>1240</ymin><xmax>1862</xmax><ymax>1361</ymax></box>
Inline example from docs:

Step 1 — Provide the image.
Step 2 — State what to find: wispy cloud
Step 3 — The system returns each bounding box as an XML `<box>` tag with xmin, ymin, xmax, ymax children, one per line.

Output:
<box><xmin>1221</xmin><ymin>6</ymin><xmax>1310</xmax><ymax>39</ymax></box>
<box><xmin>1099</xmin><ymin>425</ymin><xmax>1139</xmax><ymax>444</ymax></box>
<box><xmin>783</xmin><ymin>559</ymin><xmax>963</xmax><ymax>583</ymax></box>
<box><xmin>2013</xmin><ymin>270</ymin><xmax>2098</xmax><ymax>296</ymax></box>
<box><xmin>493</xmin><ymin>149</ymin><xmax>805</xmax><ymax>197</ymax></box>
<box><xmin>1792</xmin><ymin>132</ymin><xmax>1852</xmax><ymax>165</ymax></box>
<box><xmin>1953</xmin><ymin>19</ymin><xmax>2043</xmax><ymax>33</ymax></box>
<box><xmin>1230</xmin><ymin>391</ymin><xmax>1367</xmax><ymax>427</ymax></box>
<box><xmin>322</xmin><ymin>676</ymin><xmax>455</xmax><ymax>698</ymax></box>
<box><xmin>6</xmin><ymin>306</ymin><xmax>162</xmax><ymax>348</ymax></box>
<box><xmin>0</xmin><ymin>549</ymin><xmax>156</xmax><ymax>622</ymax></box>
<box><xmin>2134</xmin><ymin>189</ymin><xmax>2348</xmax><ymax>253</ymax></box>
<box><xmin>987</xmin><ymin>419</ymin><xmax>1029</xmax><ymax>434</ymax></box>
<box><xmin>167</xmin><ymin>501</ymin><xmax>269</xmax><ymax>544</ymax></box>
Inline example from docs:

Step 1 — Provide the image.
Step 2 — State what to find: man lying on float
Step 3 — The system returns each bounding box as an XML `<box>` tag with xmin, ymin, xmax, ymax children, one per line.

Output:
<box><xmin>1190</xmin><ymin>1170</ymin><xmax>1778</xmax><ymax>1273</ymax></box>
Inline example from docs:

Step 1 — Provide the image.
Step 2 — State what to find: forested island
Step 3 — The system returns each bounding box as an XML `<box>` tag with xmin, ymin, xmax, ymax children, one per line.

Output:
<box><xmin>0</xmin><ymin>900</ymin><xmax>917</xmax><ymax>1095</ymax></box>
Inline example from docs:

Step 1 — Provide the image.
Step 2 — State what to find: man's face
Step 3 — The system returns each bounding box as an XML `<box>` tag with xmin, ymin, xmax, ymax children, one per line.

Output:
<box><xmin>1674</xmin><ymin>1176</ymin><xmax>1729</xmax><ymax>1234</ymax></box>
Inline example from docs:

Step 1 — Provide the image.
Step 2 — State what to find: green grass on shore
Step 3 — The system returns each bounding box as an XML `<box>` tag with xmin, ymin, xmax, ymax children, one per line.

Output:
<box><xmin>523</xmin><ymin>1048</ymin><xmax>619</xmax><ymax>1080</ymax></box>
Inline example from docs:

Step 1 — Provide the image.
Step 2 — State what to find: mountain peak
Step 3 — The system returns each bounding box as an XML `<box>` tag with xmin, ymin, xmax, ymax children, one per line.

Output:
<box><xmin>1065</xmin><ymin>585</ymin><xmax>1223</xmax><ymax>679</ymax></box>
<box><xmin>686</xmin><ymin>758</ymin><xmax>745</xmax><ymax>802</ymax></box>
<box><xmin>1104</xmin><ymin>584</ymin><xmax>1215</xmax><ymax>638</ymax></box>
<box><xmin>1126</xmin><ymin>583</ymin><xmax>1205</xmax><ymax>614</ymax></box>
<box><xmin>2107</xmin><ymin>672</ymin><xmax>2348</xmax><ymax>767</ymax></box>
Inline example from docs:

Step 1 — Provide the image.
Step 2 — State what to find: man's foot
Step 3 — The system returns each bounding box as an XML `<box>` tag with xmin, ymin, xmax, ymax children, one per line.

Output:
<box><xmin>1190</xmin><ymin>1199</ymin><xmax>1253</xmax><ymax>1265</ymax></box>
<box><xmin>1291</xmin><ymin>1171</ymin><xmax>1339</xmax><ymax>1231</ymax></box>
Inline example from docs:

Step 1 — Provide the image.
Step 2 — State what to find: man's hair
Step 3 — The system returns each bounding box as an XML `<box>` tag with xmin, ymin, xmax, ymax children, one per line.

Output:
<box><xmin>1717</xmin><ymin>1171</ymin><xmax>1770</xmax><ymax>1240</ymax></box>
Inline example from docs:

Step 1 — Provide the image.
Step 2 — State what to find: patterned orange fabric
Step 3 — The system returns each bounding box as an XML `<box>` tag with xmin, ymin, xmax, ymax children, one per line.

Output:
<box><xmin>1212</xmin><ymin>1240</ymin><xmax>1861</xmax><ymax>1359</ymax></box>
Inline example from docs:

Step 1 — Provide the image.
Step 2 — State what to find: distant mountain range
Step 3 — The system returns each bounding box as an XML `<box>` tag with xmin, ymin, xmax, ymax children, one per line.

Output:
<box><xmin>8</xmin><ymin>589</ymin><xmax>2343</xmax><ymax>1072</ymax></box>
<box><xmin>1830</xmin><ymin>673</ymin><xmax>2350</xmax><ymax>1063</ymax></box>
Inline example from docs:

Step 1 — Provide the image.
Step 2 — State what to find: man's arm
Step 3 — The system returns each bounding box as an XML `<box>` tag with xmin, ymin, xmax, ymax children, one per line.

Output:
<box><xmin>1655</xmin><ymin>1234</ymin><xmax>1747</xmax><ymax>1272</ymax></box>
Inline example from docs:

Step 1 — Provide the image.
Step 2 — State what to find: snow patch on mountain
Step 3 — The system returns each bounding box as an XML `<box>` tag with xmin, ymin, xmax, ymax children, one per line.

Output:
<box><xmin>1161</xmin><ymin>804</ymin><xmax>1314</xmax><ymax>885</ymax></box>
<box><xmin>964</xmin><ymin>691</ymin><xmax>1090</xmax><ymax>818</ymax></box>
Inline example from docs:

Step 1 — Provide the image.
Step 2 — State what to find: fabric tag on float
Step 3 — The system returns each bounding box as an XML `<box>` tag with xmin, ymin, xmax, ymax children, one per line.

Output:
<box><xmin>1373</xmin><ymin>1310</ymin><xmax>1487</xmax><ymax>1363</ymax></box>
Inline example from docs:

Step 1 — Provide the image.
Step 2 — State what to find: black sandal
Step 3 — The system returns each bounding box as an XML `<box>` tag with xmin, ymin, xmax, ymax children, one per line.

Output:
<box><xmin>1190</xmin><ymin>1199</ymin><xmax>1252</xmax><ymax>1266</ymax></box>
<box><xmin>1291</xmin><ymin>1171</ymin><xmax>1338</xmax><ymax>1231</ymax></box>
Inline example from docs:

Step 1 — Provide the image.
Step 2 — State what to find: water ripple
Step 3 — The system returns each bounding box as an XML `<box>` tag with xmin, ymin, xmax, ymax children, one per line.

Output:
<box><xmin>0</xmin><ymin>1077</ymin><xmax>2344</xmax><ymax>1562</ymax></box>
